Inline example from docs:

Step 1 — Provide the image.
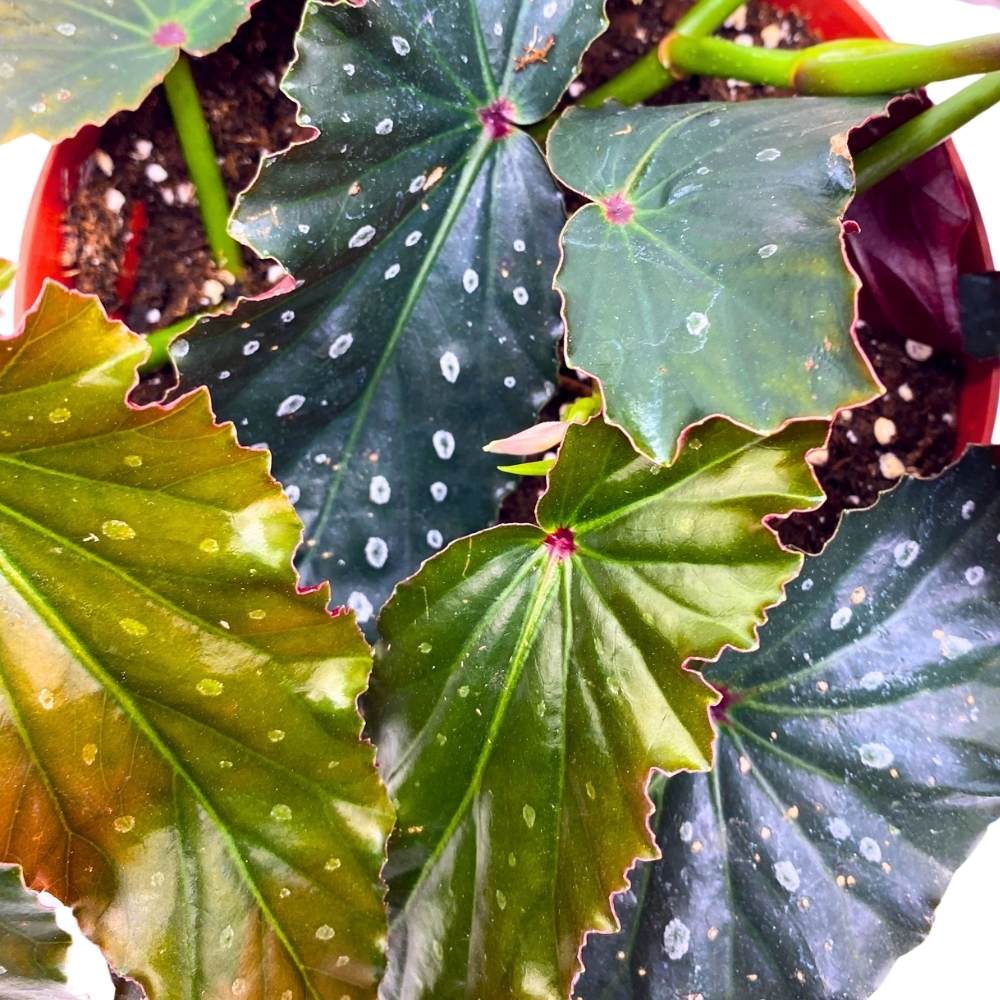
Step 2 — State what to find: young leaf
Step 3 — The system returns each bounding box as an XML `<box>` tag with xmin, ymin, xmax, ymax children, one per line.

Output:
<box><xmin>0</xmin><ymin>0</ymin><xmax>257</xmax><ymax>143</ymax></box>
<box><xmin>548</xmin><ymin>98</ymin><xmax>885</xmax><ymax>464</ymax></box>
<box><xmin>0</xmin><ymin>284</ymin><xmax>391</xmax><ymax>999</ymax></box>
<box><xmin>577</xmin><ymin>451</ymin><xmax>1000</xmax><ymax>1000</ymax></box>
<box><xmin>367</xmin><ymin>416</ymin><xmax>825</xmax><ymax>998</ymax></box>
<box><xmin>0</xmin><ymin>864</ymin><xmax>76</xmax><ymax>999</ymax></box>
<box><xmin>175</xmin><ymin>0</ymin><xmax>609</xmax><ymax>624</ymax></box>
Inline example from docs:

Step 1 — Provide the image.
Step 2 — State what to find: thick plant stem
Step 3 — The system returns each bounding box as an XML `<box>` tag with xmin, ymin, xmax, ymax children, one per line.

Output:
<box><xmin>162</xmin><ymin>55</ymin><xmax>244</xmax><ymax>278</ymax></box>
<box><xmin>665</xmin><ymin>32</ymin><xmax>1000</xmax><ymax>95</ymax></box>
<box><xmin>575</xmin><ymin>0</ymin><xmax>745</xmax><ymax>110</ymax></box>
<box><xmin>854</xmin><ymin>71</ymin><xmax>1000</xmax><ymax>193</ymax></box>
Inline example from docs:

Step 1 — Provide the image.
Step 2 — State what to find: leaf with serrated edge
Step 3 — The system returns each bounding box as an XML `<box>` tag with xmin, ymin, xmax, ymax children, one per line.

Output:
<box><xmin>577</xmin><ymin>451</ymin><xmax>1000</xmax><ymax>1000</ymax></box>
<box><xmin>548</xmin><ymin>98</ymin><xmax>885</xmax><ymax>464</ymax></box>
<box><xmin>175</xmin><ymin>0</ymin><xmax>609</xmax><ymax>626</ymax></box>
<box><xmin>368</xmin><ymin>415</ymin><xmax>825</xmax><ymax>998</ymax></box>
<box><xmin>0</xmin><ymin>0</ymin><xmax>257</xmax><ymax>143</ymax></box>
<box><xmin>0</xmin><ymin>864</ymin><xmax>77</xmax><ymax>999</ymax></box>
<box><xmin>0</xmin><ymin>284</ymin><xmax>391</xmax><ymax>1000</ymax></box>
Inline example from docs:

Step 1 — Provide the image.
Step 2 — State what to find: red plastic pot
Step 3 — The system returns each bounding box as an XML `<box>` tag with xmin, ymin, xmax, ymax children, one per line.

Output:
<box><xmin>15</xmin><ymin>0</ymin><xmax>999</xmax><ymax>448</ymax></box>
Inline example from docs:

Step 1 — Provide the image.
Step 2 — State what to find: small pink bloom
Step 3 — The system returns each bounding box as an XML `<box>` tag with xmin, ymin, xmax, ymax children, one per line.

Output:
<box><xmin>483</xmin><ymin>421</ymin><xmax>567</xmax><ymax>456</ymax></box>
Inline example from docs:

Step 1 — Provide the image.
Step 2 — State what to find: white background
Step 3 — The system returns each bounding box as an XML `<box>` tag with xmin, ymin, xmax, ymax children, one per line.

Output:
<box><xmin>0</xmin><ymin>1</ymin><xmax>997</xmax><ymax>997</ymax></box>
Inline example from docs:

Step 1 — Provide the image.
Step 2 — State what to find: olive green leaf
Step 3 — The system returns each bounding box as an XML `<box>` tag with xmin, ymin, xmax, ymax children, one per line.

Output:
<box><xmin>175</xmin><ymin>0</ymin><xmax>609</xmax><ymax>624</ymax></box>
<box><xmin>0</xmin><ymin>283</ymin><xmax>391</xmax><ymax>999</ymax></box>
<box><xmin>548</xmin><ymin>98</ymin><xmax>885</xmax><ymax>463</ymax></box>
<box><xmin>0</xmin><ymin>864</ymin><xmax>77</xmax><ymax>999</ymax></box>
<box><xmin>577</xmin><ymin>449</ymin><xmax>1000</xmax><ymax>999</ymax></box>
<box><xmin>0</xmin><ymin>0</ymin><xmax>257</xmax><ymax>142</ymax></box>
<box><xmin>367</xmin><ymin>415</ymin><xmax>825</xmax><ymax>999</ymax></box>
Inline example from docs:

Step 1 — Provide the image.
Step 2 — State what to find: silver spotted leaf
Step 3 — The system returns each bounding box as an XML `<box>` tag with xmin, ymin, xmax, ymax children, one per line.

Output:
<box><xmin>175</xmin><ymin>0</ymin><xmax>609</xmax><ymax>626</ymax></box>
<box><xmin>577</xmin><ymin>450</ymin><xmax>1000</xmax><ymax>1000</ymax></box>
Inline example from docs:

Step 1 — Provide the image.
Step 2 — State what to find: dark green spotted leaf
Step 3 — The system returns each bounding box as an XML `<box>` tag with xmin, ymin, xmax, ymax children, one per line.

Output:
<box><xmin>0</xmin><ymin>0</ymin><xmax>255</xmax><ymax>142</ymax></box>
<box><xmin>175</xmin><ymin>0</ymin><xmax>608</xmax><ymax>625</ymax></box>
<box><xmin>959</xmin><ymin>273</ymin><xmax>1000</xmax><ymax>360</ymax></box>
<box><xmin>0</xmin><ymin>864</ymin><xmax>76</xmax><ymax>999</ymax></box>
<box><xmin>549</xmin><ymin>98</ymin><xmax>885</xmax><ymax>464</ymax></box>
<box><xmin>577</xmin><ymin>450</ymin><xmax>1000</xmax><ymax>1000</ymax></box>
<box><xmin>368</xmin><ymin>415</ymin><xmax>825</xmax><ymax>999</ymax></box>
<box><xmin>0</xmin><ymin>284</ymin><xmax>391</xmax><ymax>999</ymax></box>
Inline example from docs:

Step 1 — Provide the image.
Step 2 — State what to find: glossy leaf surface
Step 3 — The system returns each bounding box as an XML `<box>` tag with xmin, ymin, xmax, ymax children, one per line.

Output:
<box><xmin>0</xmin><ymin>864</ymin><xmax>76</xmax><ymax>999</ymax></box>
<box><xmin>0</xmin><ymin>285</ymin><xmax>391</xmax><ymax>999</ymax></box>
<box><xmin>0</xmin><ymin>0</ymin><xmax>256</xmax><ymax>143</ymax></box>
<box><xmin>369</xmin><ymin>416</ymin><xmax>825</xmax><ymax>999</ymax></box>
<box><xmin>549</xmin><ymin>98</ymin><xmax>884</xmax><ymax>464</ymax></box>
<box><xmin>577</xmin><ymin>451</ymin><xmax>1000</xmax><ymax>1000</ymax></box>
<box><xmin>177</xmin><ymin>0</ymin><xmax>608</xmax><ymax>625</ymax></box>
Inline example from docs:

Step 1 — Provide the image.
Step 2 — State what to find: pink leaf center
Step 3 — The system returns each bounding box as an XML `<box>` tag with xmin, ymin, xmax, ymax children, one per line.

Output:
<box><xmin>152</xmin><ymin>22</ymin><xmax>187</xmax><ymax>47</ymax></box>
<box><xmin>543</xmin><ymin>527</ymin><xmax>576</xmax><ymax>561</ymax></box>
<box><xmin>601</xmin><ymin>192</ymin><xmax>635</xmax><ymax>226</ymax></box>
<box><xmin>478</xmin><ymin>98</ymin><xmax>516</xmax><ymax>141</ymax></box>
<box><xmin>710</xmin><ymin>685</ymin><xmax>739</xmax><ymax>725</ymax></box>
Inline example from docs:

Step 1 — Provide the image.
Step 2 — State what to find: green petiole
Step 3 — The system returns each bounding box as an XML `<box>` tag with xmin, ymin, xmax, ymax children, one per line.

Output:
<box><xmin>665</xmin><ymin>32</ymin><xmax>1000</xmax><ymax>96</ymax></box>
<box><xmin>141</xmin><ymin>313</ymin><xmax>199</xmax><ymax>374</ymax></box>
<box><xmin>578</xmin><ymin>0</ymin><xmax>746</xmax><ymax>110</ymax></box>
<box><xmin>162</xmin><ymin>54</ymin><xmax>244</xmax><ymax>279</ymax></box>
<box><xmin>854</xmin><ymin>70</ymin><xmax>1000</xmax><ymax>193</ymax></box>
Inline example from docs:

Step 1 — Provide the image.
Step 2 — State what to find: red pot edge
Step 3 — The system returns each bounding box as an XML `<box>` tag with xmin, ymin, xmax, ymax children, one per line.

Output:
<box><xmin>14</xmin><ymin>0</ymin><xmax>999</xmax><ymax>451</ymax></box>
<box><xmin>15</xmin><ymin>124</ymin><xmax>98</xmax><ymax>320</ymax></box>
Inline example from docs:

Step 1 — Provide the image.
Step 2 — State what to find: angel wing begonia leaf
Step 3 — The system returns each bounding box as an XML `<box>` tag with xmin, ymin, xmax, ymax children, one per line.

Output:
<box><xmin>367</xmin><ymin>415</ymin><xmax>825</xmax><ymax>999</ymax></box>
<box><xmin>0</xmin><ymin>0</ymin><xmax>257</xmax><ymax>143</ymax></box>
<box><xmin>548</xmin><ymin>98</ymin><xmax>885</xmax><ymax>464</ymax></box>
<box><xmin>175</xmin><ymin>0</ymin><xmax>608</xmax><ymax>626</ymax></box>
<box><xmin>577</xmin><ymin>450</ymin><xmax>1000</xmax><ymax>1000</ymax></box>
<box><xmin>0</xmin><ymin>284</ymin><xmax>391</xmax><ymax>999</ymax></box>
<box><xmin>0</xmin><ymin>864</ymin><xmax>77</xmax><ymax>1000</ymax></box>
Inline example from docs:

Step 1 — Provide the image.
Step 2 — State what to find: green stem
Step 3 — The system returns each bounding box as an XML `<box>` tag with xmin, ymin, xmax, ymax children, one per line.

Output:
<box><xmin>141</xmin><ymin>314</ymin><xmax>199</xmax><ymax>374</ymax></box>
<box><xmin>162</xmin><ymin>55</ymin><xmax>244</xmax><ymax>278</ymax></box>
<box><xmin>665</xmin><ymin>32</ymin><xmax>1000</xmax><ymax>95</ymax></box>
<box><xmin>854</xmin><ymin>70</ymin><xmax>1000</xmax><ymax>193</ymax></box>
<box><xmin>577</xmin><ymin>0</ymin><xmax>746</xmax><ymax>110</ymax></box>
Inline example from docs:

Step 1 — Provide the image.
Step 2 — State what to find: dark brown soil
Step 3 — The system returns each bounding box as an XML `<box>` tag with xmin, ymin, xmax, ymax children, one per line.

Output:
<box><xmin>777</xmin><ymin>326</ymin><xmax>960</xmax><ymax>551</ymax></box>
<box><xmin>502</xmin><ymin>0</ymin><xmax>963</xmax><ymax>552</ymax></box>
<box><xmin>62</xmin><ymin>0</ymin><xmax>309</xmax><ymax>333</ymax></box>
